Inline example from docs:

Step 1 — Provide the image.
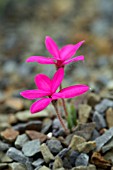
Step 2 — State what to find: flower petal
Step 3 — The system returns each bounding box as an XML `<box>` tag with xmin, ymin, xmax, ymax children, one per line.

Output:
<box><xmin>52</xmin><ymin>85</ymin><xmax>89</xmax><ymax>99</ymax></box>
<box><xmin>63</xmin><ymin>55</ymin><xmax>84</xmax><ymax>65</ymax></box>
<box><xmin>26</xmin><ymin>56</ymin><xmax>55</xmax><ymax>64</ymax></box>
<box><xmin>45</xmin><ymin>36</ymin><xmax>60</xmax><ymax>59</ymax></box>
<box><xmin>60</xmin><ymin>41</ymin><xmax>85</xmax><ymax>60</ymax></box>
<box><xmin>35</xmin><ymin>74</ymin><xmax>51</xmax><ymax>92</ymax></box>
<box><xmin>51</xmin><ymin>68</ymin><xmax>64</xmax><ymax>93</ymax></box>
<box><xmin>20</xmin><ymin>89</ymin><xmax>50</xmax><ymax>100</ymax></box>
<box><xmin>30</xmin><ymin>98</ymin><xmax>52</xmax><ymax>113</ymax></box>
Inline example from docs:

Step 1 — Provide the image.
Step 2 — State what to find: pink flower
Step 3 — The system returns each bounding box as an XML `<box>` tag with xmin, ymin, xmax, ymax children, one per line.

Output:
<box><xmin>20</xmin><ymin>68</ymin><xmax>89</xmax><ymax>114</ymax></box>
<box><xmin>26</xmin><ymin>36</ymin><xmax>85</xmax><ymax>68</ymax></box>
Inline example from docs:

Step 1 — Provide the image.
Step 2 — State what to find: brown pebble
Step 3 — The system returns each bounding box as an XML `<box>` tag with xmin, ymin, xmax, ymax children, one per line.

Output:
<box><xmin>26</xmin><ymin>130</ymin><xmax>47</xmax><ymax>143</ymax></box>
<box><xmin>91</xmin><ymin>152</ymin><xmax>111</xmax><ymax>169</ymax></box>
<box><xmin>1</xmin><ymin>128</ymin><xmax>19</xmax><ymax>142</ymax></box>
<box><xmin>106</xmin><ymin>108</ymin><xmax>113</xmax><ymax>128</ymax></box>
<box><xmin>5</xmin><ymin>98</ymin><xmax>24</xmax><ymax>111</ymax></box>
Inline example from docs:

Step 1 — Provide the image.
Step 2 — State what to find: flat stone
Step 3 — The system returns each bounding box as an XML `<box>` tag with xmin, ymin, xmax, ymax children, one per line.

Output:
<box><xmin>69</xmin><ymin>135</ymin><xmax>86</xmax><ymax>151</ymax></box>
<box><xmin>53</xmin><ymin>156</ymin><xmax>63</xmax><ymax>170</ymax></box>
<box><xmin>5</xmin><ymin>98</ymin><xmax>24</xmax><ymax>111</ymax></box>
<box><xmin>22</xmin><ymin>139</ymin><xmax>40</xmax><ymax>157</ymax></box>
<box><xmin>78</xmin><ymin>104</ymin><xmax>91</xmax><ymax>123</ymax></box>
<box><xmin>46</xmin><ymin>139</ymin><xmax>63</xmax><ymax>154</ymax></box>
<box><xmin>102</xmin><ymin>137</ymin><xmax>113</xmax><ymax>153</ymax></box>
<box><xmin>87</xmin><ymin>92</ymin><xmax>100</xmax><ymax>107</ymax></box>
<box><xmin>40</xmin><ymin>143</ymin><xmax>54</xmax><ymax>163</ymax></box>
<box><xmin>41</xmin><ymin>118</ymin><xmax>52</xmax><ymax>134</ymax></box>
<box><xmin>7</xmin><ymin>147</ymin><xmax>28</xmax><ymax>164</ymax></box>
<box><xmin>72</xmin><ymin>164</ymin><xmax>96</xmax><ymax>170</ymax></box>
<box><xmin>0</xmin><ymin>140</ymin><xmax>10</xmax><ymax>151</ymax></box>
<box><xmin>106</xmin><ymin>108</ymin><xmax>113</xmax><ymax>128</ymax></box>
<box><xmin>73</xmin><ymin>122</ymin><xmax>96</xmax><ymax>140</ymax></box>
<box><xmin>77</xmin><ymin>141</ymin><xmax>96</xmax><ymax>153</ymax></box>
<box><xmin>13</xmin><ymin>120</ymin><xmax>42</xmax><ymax>133</ymax></box>
<box><xmin>95</xmin><ymin>127</ymin><xmax>113</xmax><ymax>151</ymax></box>
<box><xmin>32</xmin><ymin>158</ymin><xmax>44</xmax><ymax>167</ymax></box>
<box><xmin>15</xmin><ymin>134</ymin><xmax>29</xmax><ymax>149</ymax></box>
<box><xmin>75</xmin><ymin>153</ymin><xmax>89</xmax><ymax>166</ymax></box>
<box><xmin>1</xmin><ymin>128</ymin><xmax>19</xmax><ymax>142</ymax></box>
<box><xmin>92</xmin><ymin>111</ymin><xmax>106</xmax><ymax>130</ymax></box>
<box><xmin>26</xmin><ymin>130</ymin><xmax>47</xmax><ymax>143</ymax></box>
<box><xmin>38</xmin><ymin>166</ymin><xmax>50</xmax><ymax>170</ymax></box>
<box><xmin>8</xmin><ymin>162</ymin><xmax>26</xmax><ymax>170</ymax></box>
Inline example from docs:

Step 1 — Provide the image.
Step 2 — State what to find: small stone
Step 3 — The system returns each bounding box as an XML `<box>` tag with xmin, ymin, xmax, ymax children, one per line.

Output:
<box><xmin>0</xmin><ymin>140</ymin><xmax>10</xmax><ymax>151</ymax></box>
<box><xmin>46</xmin><ymin>139</ymin><xmax>63</xmax><ymax>154</ymax></box>
<box><xmin>38</xmin><ymin>166</ymin><xmax>50</xmax><ymax>170</ymax></box>
<box><xmin>15</xmin><ymin>134</ymin><xmax>29</xmax><ymax>149</ymax></box>
<box><xmin>0</xmin><ymin>163</ymin><xmax>8</xmax><ymax>169</ymax></box>
<box><xmin>107</xmin><ymin>80</ymin><xmax>113</xmax><ymax>90</ymax></box>
<box><xmin>1</xmin><ymin>128</ymin><xmax>19</xmax><ymax>142</ymax></box>
<box><xmin>73</xmin><ymin>122</ymin><xmax>96</xmax><ymax>140</ymax></box>
<box><xmin>7</xmin><ymin>147</ymin><xmax>28</xmax><ymax>164</ymax></box>
<box><xmin>87</xmin><ymin>92</ymin><xmax>100</xmax><ymax>107</ymax></box>
<box><xmin>26</xmin><ymin>130</ymin><xmax>47</xmax><ymax>143</ymax></box>
<box><xmin>69</xmin><ymin>135</ymin><xmax>86</xmax><ymax>151</ymax></box>
<box><xmin>1</xmin><ymin>153</ymin><xmax>12</xmax><ymax>163</ymax></box>
<box><xmin>5</xmin><ymin>98</ymin><xmax>24</xmax><ymax>111</ymax></box>
<box><xmin>8</xmin><ymin>162</ymin><xmax>26</xmax><ymax>170</ymax></box>
<box><xmin>8</xmin><ymin>114</ymin><xmax>17</xmax><ymax>124</ymax></box>
<box><xmin>75</xmin><ymin>153</ymin><xmax>89</xmax><ymax>166</ymax></box>
<box><xmin>41</xmin><ymin>118</ymin><xmax>52</xmax><ymax>134</ymax></box>
<box><xmin>104</xmin><ymin>150</ymin><xmax>113</xmax><ymax>164</ymax></box>
<box><xmin>106</xmin><ymin>108</ymin><xmax>113</xmax><ymax>128</ymax></box>
<box><xmin>58</xmin><ymin>148</ymin><xmax>70</xmax><ymax>159</ymax></box>
<box><xmin>40</xmin><ymin>143</ymin><xmax>54</xmax><ymax>163</ymax></box>
<box><xmin>22</xmin><ymin>139</ymin><xmax>40</xmax><ymax>157</ymax></box>
<box><xmin>102</xmin><ymin>137</ymin><xmax>113</xmax><ymax>153</ymax></box>
<box><xmin>91</xmin><ymin>129</ymin><xmax>100</xmax><ymax>140</ymax></box>
<box><xmin>77</xmin><ymin>141</ymin><xmax>96</xmax><ymax>153</ymax></box>
<box><xmin>13</xmin><ymin>120</ymin><xmax>42</xmax><ymax>133</ymax></box>
<box><xmin>92</xmin><ymin>111</ymin><xmax>106</xmax><ymax>130</ymax></box>
<box><xmin>69</xmin><ymin>151</ymin><xmax>80</xmax><ymax>166</ymax></box>
<box><xmin>32</xmin><ymin>158</ymin><xmax>44</xmax><ymax>167</ymax></box>
<box><xmin>78</xmin><ymin>104</ymin><xmax>91</xmax><ymax>123</ymax></box>
<box><xmin>53</xmin><ymin>156</ymin><xmax>63</xmax><ymax>170</ymax></box>
<box><xmin>91</xmin><ymin>152</ymin><xmax>111</xmax><ymax>169</ymax></box>
<box><xmin>95</xmin><ymin>127</ymin><xmax>113</xmax><ymax>151</ymax></box>
<box><xmin>72</xmin><ymin>164</ymin><xmax>96</xmax><ymax>170</ymax></box>
<box><xmin>63</xmin><ymin>157</ymin><xmax>72</xmax><ymax>169</ymax></box>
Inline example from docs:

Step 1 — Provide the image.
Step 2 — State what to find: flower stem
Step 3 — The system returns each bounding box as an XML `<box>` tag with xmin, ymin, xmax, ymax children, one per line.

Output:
<box><xmin>52</xmin><ymin>101</ymin><xmax>69</xmax><ymax>133</ymax></box>
<box><xmin>60</xmin><ymin>84</ymin><xmax>68</xmax><ymax>117</ymax></box>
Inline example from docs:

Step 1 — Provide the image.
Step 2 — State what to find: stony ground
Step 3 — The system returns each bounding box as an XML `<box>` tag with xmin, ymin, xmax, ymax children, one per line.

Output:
<box><xmin>0</xmin><ymin>0</ymin><xmax>113</xmax><ymax>170</ymax></box>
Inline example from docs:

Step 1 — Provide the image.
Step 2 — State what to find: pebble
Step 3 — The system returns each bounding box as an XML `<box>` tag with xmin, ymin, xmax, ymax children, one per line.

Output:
<box><xmin>15</xmin><ymin>134</ymin><xmax>29</xmax><ymax>149</ymax></box>
<box><xmin>78</xmin><ymin>104</ymin><xmax>91</xmax><ymax>123</ymax></box>
<box><xmin>69</xmin><ymin>151</ymin><xmax>80</xmax><ymax>166</ymax></box>
<box><xmin>46</xmin><ymin>139</ymin><xmax>63</xmax><ymax>154</ymax></box>
<box><xmin>5</xmin><ymin>98</ymin><xmax>24</xmax><ymax>111</ymax></box>
<box><xmin>58</xmin><ymin>148</ymin><xmax>70</xmax><ymax>159</ymax></box>
<box><xmin>8</xmin><ymin>162</ymin><xmax>26</xmax><ymax>170</ymax></box>
<box><xmin>77</xmin><ymin>141</ymin><xmax>96</xmax><ymax>153</ymax></box>
<box><xmin>102</xmin><ymin>137</ymin><xmax>113</xmax><ymax>153</ymax></box>
<box><xmin>26</xmin><ymin>130</ymin><xmax>47</xmax><ymax>143</ymax></box>
<box><xmin>91</xmin><ymin>129</ymin><xmax>100</xmax><ymax>140</ymax></box>
<box><xmin>13</xmin><ymin>120</ymin><xmax>42</xmax><ymax>133</ymax></box>
<box><xmin>73</xmin><ymin>122</ymin><xmax>96</xmax><ymax>140</ymax></box>
<box><xmin>1</xmin><ymin>153</ymin><xmax>12</xmax><ymax>163</ymax></box>
<box><xmin>69</xmin><ymin>135</ymin><xmax>86</xmax><ymax>151</ymax></box>
<box><xmin>0</xmin><ymin>163</ymin><xmax>8</xmax><ymax>169</ymax></box>
<box><xmin>53</xmin><ymin>156</ymin><xmax>63</xmax><ymax>170</ymax></box>
<box><xmin>106</xmin><ymin>108</ymin><xmax>113</xmax><ymax>128</ymax></box>
<box><xmin>87</xmin><ymin>92</ymin><xmax>100</xmax><ymax>107</ymax></box>
<box><xmin>40</xmin><ymin>143</ymin><xmax>54</xmax><ymax>163</ymax></box>
<box><xmin>104</xmin><ymin>151</ymin><xmax>113</xmax><ymax>164</ymax></box>
<box><xmin>92</xmin><ymin>111</ymin><xmax>106</xmax><ymax>130</ymax></box>
<box><xmin>41</xmin><ymin>118</ymin><xmax>52</xmax><ymax>134</ymax></box>
<box><xmin>72</xmin><ymin>164</ymin><xmax>96</xmax><ymax>170</ymax></box>
<box><xmin>38</xmin><ymin>166</ymin><xmax>50</xmax><ymax>170</ymax></box>
<box><xmin>0</xmin><ymin>140</ymin><xmax>10</xmax><ymax>151</ymax></box>
<box><xmin>22</xmin><ymin>139</ymin><xmax>40</xmax><ymax>157</ymax></box>
<box><xmin>75</xmin><ymin>153</ymin><xmax>89</xmax><ymax>166</ymax></box>
<box><xmin>7</xmin><ymin>147</ymin><xmax>28</xmax><ymax>164</ymax></box>
<box><xmin>0</xmin><ymin>128</ymin><xmax>19</xmax><ymax>142</ymax></box>
<box><xmin>32</xmin><ymin>158</ymin><xmax>44</xmax><ymax>167</ymax></box>
<box><xmin>95</xmin><ymin>127</ymin><xmax>113</xmax><ymax>151</ymax></box>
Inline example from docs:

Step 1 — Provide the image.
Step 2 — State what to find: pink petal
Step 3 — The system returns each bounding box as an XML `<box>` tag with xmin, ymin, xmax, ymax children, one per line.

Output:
<box><xmin>30</xmin><ymin>98</ymin><xmax>52</xmax><ymax>113</ymax></box>
<box><xmin>52</xmin><ymin>85</ymin><xmax>89</xmax><ymax>99</ymax></box>
<box><xmin>51</xmin><ymin>68</ymin><xmax>64</xmax><ymax>93</ymax></box>
<box><xmin>63</xmin><ymin>55</ymin><xmax>84</xmax><ymax>65</ymax></box>
<box><xmin>26</xmin><ymin>56</ymin><xmax>55</xmax><ymax>64</ymax></box>
<box><xmin>45</xmin><ymin>36</ymin><xmax>60</xmax><ymax>59</ymax></box>
<box><xmin>60</xmin><ymin>41</ymin><xmax>85</xmax><ymax>60</ymax></box>
<box><xmin>20</xmin><ymin>89</ymin><xmax>50</xmax><ymax>100</ymax></box>
<box><xmin>35</xmin><ymin>74</ymin><xmax>51</xmax><ymax>92</ymax></box>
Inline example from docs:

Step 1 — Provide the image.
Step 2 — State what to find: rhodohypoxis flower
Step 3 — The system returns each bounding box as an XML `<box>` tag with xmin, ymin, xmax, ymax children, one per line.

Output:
<box><xmin>20</xmin><ymin>68</ymin><xmax>89</xmax><ymax>114</ymax></box>
<box><xmin>26</xmin><ymin>36</ymin><xmax>85</xmax><ymax>68</ymax></box>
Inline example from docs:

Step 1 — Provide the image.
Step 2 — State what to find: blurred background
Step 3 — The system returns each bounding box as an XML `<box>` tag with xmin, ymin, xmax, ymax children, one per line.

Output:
<box><xmin>0</xmin><ymin>0</ymin><xmax>113</xmax><ymax>115</ymax></box>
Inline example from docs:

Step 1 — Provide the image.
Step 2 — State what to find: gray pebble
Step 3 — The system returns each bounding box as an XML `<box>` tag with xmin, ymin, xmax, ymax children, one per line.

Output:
<box><xmin>15</xmin><ymin>134</ymin><xmax>29</xmax><ymax>149</ymax></box>
<box><xmin>92</xmin><ymin>111</ymin><xmax>106</xmax><ymax>130</ymax></box>
<box><xmin>32</xmin><ymin>158</ymin><xmax>44</xmax><ymax>167</ymax></box>
<box><xmin>46</xmin><ymin>139</ymin><xmax>63</xmax><ymax>154</ymax></box>
<box><xmin>0</xmin><ymin>140</ymin><xmax>10</xmax><ymax>151</ymax></box>
<box><xmin>22</xmin><ymin>139</ymin><xmax>40</xmax><ymax>157</ymax></box>
<box><xmin>75</xmin><ymin>153</ymin><xmax>89</xmax><ymax>167</ymax></box>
